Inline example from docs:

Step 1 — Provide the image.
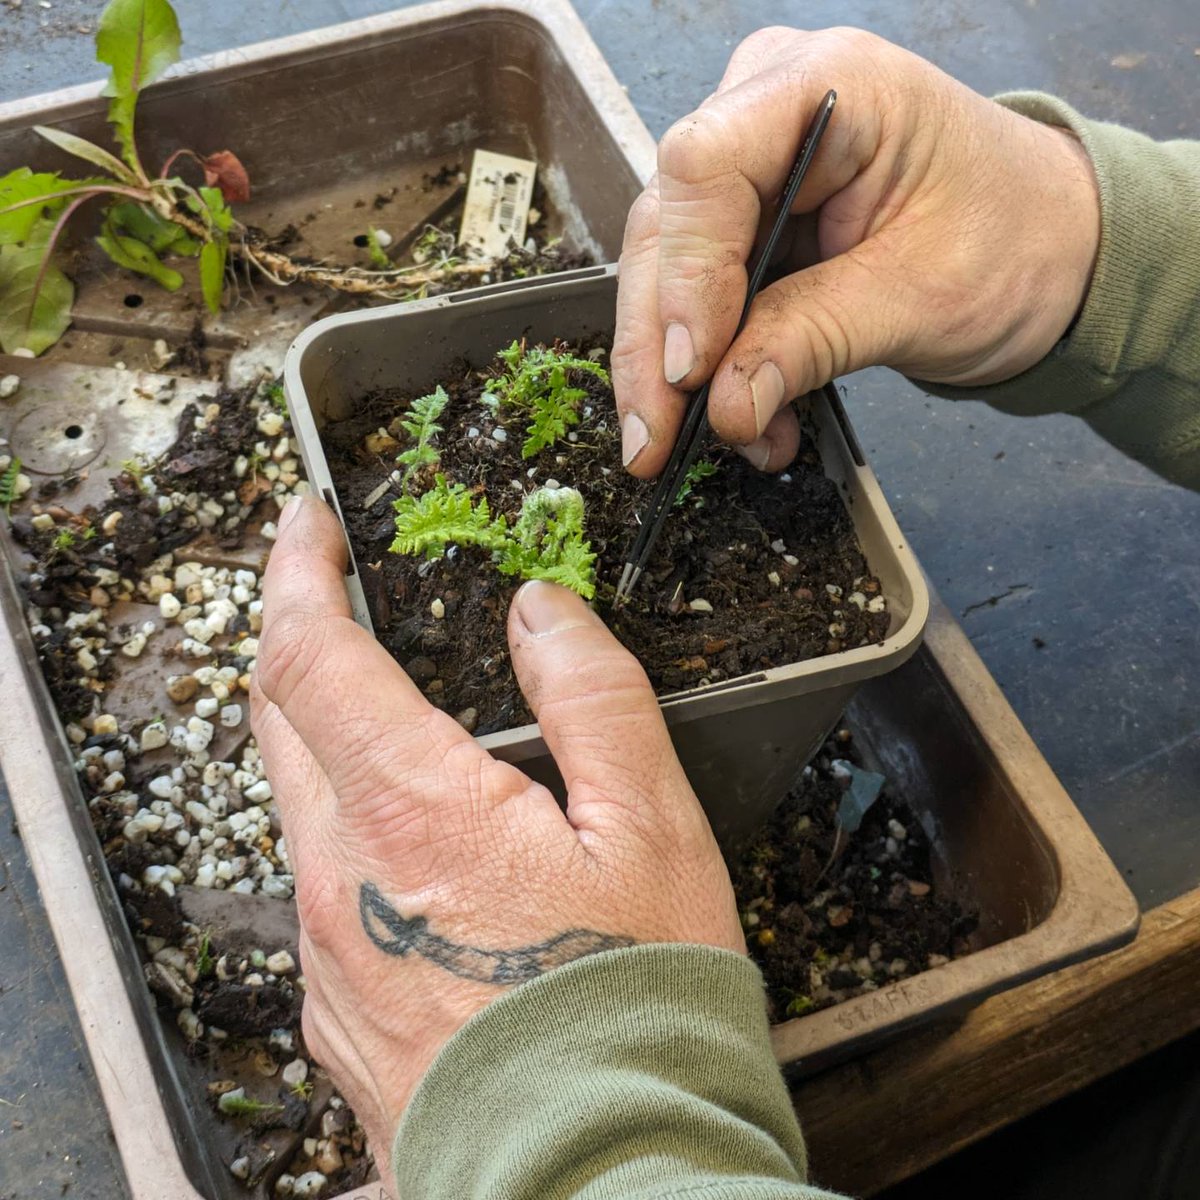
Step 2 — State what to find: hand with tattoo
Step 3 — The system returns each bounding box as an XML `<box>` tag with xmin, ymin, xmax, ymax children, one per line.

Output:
<box><xmin>251</xmin><ymin>496</ymin><xmax>745</xmax><ymax>1153</ymax></box>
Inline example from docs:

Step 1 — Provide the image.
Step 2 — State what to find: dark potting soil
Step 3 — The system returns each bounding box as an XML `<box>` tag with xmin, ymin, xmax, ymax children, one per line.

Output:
<box><xmin>326</xmin><ymin>343</ymin><xmax>890</xmax><ymax>734</ymax></box>
<box><xmin>731</xmin><ymin>727</ymin><xmax>978</xmax><ymax>1021</ymax></box>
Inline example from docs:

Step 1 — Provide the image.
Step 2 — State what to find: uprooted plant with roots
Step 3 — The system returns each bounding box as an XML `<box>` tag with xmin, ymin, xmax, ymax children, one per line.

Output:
<box><xmin>0</xmin><ymin>0</ymin><xmax>497</xmax><ymax>356</ymax></box>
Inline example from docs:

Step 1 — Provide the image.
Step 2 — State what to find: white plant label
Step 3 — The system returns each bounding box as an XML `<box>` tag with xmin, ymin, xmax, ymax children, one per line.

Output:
<box><xmin>459</xmin><ymin>149</ymin><xmax>537</xmax><ymax>260</ymax></box>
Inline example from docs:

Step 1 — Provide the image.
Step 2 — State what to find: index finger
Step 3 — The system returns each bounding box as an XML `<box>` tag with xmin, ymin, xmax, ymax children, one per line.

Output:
<box><xmin>651</xmin><ymin>30</ymin><xmax>883</xmax><ymax>395</ymax></box>
<box><xmin>254</xmin><ymin>495</ymin><xmax>477</xmax><ymax>804</ymax></box>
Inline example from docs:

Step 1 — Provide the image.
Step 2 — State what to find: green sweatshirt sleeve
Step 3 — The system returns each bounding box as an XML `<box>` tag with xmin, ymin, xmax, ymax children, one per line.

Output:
<box><xmin>393</xmin><ymin>943</ymin><xmax>845</xmax><ymax>1200</ymax></box>
<box><xmin>918</xmin><ymin>93</ymin><xmax>1200</xmax><ymax>489</ymax></box>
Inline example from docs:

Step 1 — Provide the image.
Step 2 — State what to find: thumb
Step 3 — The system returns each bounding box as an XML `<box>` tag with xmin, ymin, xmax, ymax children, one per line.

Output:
<box><xmin>505</xmin><ymin>580</ymin><xmax>694</xmax><ymax>838</ymax></box>
<box><xmin>707</xmin><ymin>240</ymin><xmax>916</xmax><ymax>445</ymax></box>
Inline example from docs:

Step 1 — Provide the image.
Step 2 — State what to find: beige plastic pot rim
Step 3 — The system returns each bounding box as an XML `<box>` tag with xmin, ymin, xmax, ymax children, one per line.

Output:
<box><xmin>282</xmin><ymin>265</ymin><xmax>931</xmax><ymax>754</ymax></box>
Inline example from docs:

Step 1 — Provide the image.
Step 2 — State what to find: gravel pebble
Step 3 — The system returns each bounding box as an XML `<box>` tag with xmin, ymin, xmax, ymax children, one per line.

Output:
<box><xmin>167</xmin><ymin>674</ymin><xmax>199</xmax><ymax>703</ymax></box>
<box><xmin>92</xmin><ymin>714</ymin><xmax>118</xmax><ymax>736</ymax></box>
<box><xmin>244</xmin><ymin>779</ymin><xmax>273</xmax><ymax>803</ymax></box>
<box><xmin>140</xmin><ymin>723</ymin><xmax>168</xmax><ymax>752</ymax></box>
<box><xmin>0</xmin><ymin>374</ymin><xmax>19</xmax><ymax>398</ymax></box>
<box><xmin>266</xmin><ymin>949</ymin><xmax>296</xmax><ymax>975</ymax></box>
<box><xmin>292</xmin><ymin>1172</ymin><xmax>327</xmax><ymax>1198</ymax></box>
<box><xmin>688</xmin><ymin>598</ymin><xmax>713</xmax><ymax>614</ymax></box>
<box><xmin>281</xmin><ymin>1058</ymin><xmax>309</xmax><ymax>1086</ymax></box>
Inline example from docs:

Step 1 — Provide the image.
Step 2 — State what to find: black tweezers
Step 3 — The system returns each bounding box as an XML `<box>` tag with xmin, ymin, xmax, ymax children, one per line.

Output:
<box><xmin>614</xmin><ymin>88</ymin><xmax>838</xmax><ymax>604</ymax></box>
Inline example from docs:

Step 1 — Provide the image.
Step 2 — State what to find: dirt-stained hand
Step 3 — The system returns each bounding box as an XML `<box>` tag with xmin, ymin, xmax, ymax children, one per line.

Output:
<box><xmin>250</xmin><ymin>495</ymin><xmax>744</xmax><ymax>1152</ymax></box>
<box><xmin>613</xmin><ymin>27</ymin><xmax>1101</xmax><ymax>475</ymax></box>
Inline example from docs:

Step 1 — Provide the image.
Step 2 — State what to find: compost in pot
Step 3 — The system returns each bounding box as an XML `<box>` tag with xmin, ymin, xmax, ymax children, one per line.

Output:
<box><xmin>326</xmin><ymin>339</ymin><xmax>892</xmax><ymax>734</ymax></box>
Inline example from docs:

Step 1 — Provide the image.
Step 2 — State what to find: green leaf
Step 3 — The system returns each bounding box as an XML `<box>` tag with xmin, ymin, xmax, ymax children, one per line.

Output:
<box><xmin>0</xmin><ymin>168</ymin><xmax>105</xmax><ymax>245</ymax></box>
<box><xmin>198</xmin><ymin>186</ymin><xmax>234</xmax><ymax>232</ymax></box>
<box><xmin>199</xmin><ymin>239</ymin><xmax>226</xmax><ymax>313</ymax></box>
<box><xmin>0</xmin><ymin>217</ymin><xmax>73</xmax><ymax>355</ymax></box>
<box><xmin>96</xmin><ymin>223</ymin><xmax>183</xmax><ymax>291</ymax></box>
<box><xmin>96</xmin><ymin>0</ymin><xmax>182</xmax><ymax>172</ymax></box>
<box><xmin>108</xmin><ymin>200</ymin><xmax>192</xmax><ymax>253</ymax></box>
<box><xmin>33</xmin><ymin>125</ymin><xmax>138</xmax><ymax>185</ymax></box>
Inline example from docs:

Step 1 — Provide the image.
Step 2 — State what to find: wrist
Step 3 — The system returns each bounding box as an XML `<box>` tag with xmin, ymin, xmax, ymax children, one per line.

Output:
<box><xmin>967</xmin><ymin>116</ymin><xmax>1100</xmax><ymax>387</ymax></box>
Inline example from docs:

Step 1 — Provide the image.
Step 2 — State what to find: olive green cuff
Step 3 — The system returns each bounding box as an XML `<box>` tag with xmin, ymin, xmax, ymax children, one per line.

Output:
<box><xmin>393</xmin><ymin>943</ymin><xmax>843</xmax><ymax>1199</ymax></box>
<box><xmin>917</xmin><ymin>92</ymin><xmax>1200</xmax><ymax>489</ymax></box>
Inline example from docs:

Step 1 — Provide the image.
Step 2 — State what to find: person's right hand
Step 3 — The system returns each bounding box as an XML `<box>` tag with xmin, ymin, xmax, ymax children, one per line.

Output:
<box><xmin>613</xmin><ymin>27</ymin><xmax>1101</xmax><ymax>475</ymax></box>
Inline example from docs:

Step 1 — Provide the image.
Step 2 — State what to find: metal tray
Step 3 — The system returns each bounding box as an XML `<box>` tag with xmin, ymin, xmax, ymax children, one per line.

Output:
<box><xmin>0</xmin><ymin>2</ymin><xmax>1138</xmax><ymax>1197</ymax></box>
<box><xmin>282</xmin><ymin>264</ymin><xmax>930</xmax><ymax>848</ymax></box>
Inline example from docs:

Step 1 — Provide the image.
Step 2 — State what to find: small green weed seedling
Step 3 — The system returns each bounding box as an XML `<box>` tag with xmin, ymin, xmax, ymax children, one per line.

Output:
<box><xmin>674</xmin><ymin>459</ymin><xmax>719</xmax><ymax>508</ymax></box>
<box><xmin>216</xmin><ymin>1089</ymin><xmax>284</xmax><ymax>1118</ymax></box>
<box><xmin>0</xmin><ymin>457</ymin><xmax>22</xmax><ymax>515</ymax></box>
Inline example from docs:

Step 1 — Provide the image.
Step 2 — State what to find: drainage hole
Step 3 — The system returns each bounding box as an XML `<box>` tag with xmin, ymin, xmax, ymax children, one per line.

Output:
<box><xmin>123</xmin><ymin>293</ymin><xmax>144</xmax><ymax>308</ymax></box>
<box><xmin>64</xmin><ymin>425</ymin><xmax>83</xmax><ymax>439</ymax></box>
<box><xmin>352</xmin><ymin>234</ymin><xmax>370</xmax><ymax>248</ymax></box>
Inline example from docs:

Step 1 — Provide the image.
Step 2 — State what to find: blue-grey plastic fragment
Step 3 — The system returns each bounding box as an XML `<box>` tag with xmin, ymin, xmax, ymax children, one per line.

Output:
<box><xmin>832</xmin><ymin>758</ymin><xmax>886</xmax><ymax>833</ymax></box>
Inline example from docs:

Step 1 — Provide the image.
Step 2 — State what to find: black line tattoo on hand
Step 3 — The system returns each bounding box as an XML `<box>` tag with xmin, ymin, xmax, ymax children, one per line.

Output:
<box><xmin>359</xmin><ymin>882</ymin><xmax>635</xmax><ymax>985</ymax></box>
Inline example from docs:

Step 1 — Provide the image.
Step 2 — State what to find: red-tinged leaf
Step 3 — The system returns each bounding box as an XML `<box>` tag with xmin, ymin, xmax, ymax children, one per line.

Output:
<box><xmin>201</xmin><ymin>151</ymin><xmax>250</xmax><ymax>203</ymax></box>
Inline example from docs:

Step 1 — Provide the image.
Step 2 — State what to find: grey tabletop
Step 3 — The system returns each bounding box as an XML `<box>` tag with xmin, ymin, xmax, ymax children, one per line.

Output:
<box><xmin>1</xmin><ymin>1</ymin><xmax>1197</xmax><ymax>1197</ymax></box>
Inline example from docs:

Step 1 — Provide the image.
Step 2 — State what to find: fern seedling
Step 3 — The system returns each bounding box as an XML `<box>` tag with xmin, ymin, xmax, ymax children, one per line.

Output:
<box><xmin>492</xmin><ymin>341</ymin><xmax>609</xmax><ymax>458</ymax></box>
<box><xmin>496</xmin><ymin>486</ymin><xmax>597</xmax><ymax>598</ymax></box>
<box><xmin>391</xmin><ymin>475</ymin><xmax>507</xmax><ymax>559</ymax></box>
<box><xmin>51</xmin><ymin>528</ymin><xmax>77</xmax><ymax>551</ymax></box>
<box><xmin>390</xmin><ymin>479</ymin><xmax>596</xmax><ymax>598</ymax></box>
<box><xmin>395</xmin><ymin>386</ymin><xmax>450</xmax><ymax>487</ymax></box>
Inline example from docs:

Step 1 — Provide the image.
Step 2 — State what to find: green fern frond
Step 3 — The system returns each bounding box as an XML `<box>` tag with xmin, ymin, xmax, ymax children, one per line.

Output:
<box><xmin>492</xmin><ymin>342</ymin><xmax>609</xmax><ymax>458</ymax></box>
<box><xmin>497</xmin><ymin>486</ymin><xmax>596</xmax><ymax>598</ymax></box>
<box><xmin>396</xmin><ymin>385</ymin><xmax>450</xmax><ymax>486</ymax></box>
<box><xmin>519</xmin><ymin>536</ymin><xmax>597</xmax><ymax>598</ymax></box>
<box><xmin>391</xmin><ymin>481</ymin><xmax>596</xmax><ymax>598</ymax></box>
<box><xmin>391</xmin><ymin>475</ymin><xmax>507</xmax><ymax>559</ymax></box>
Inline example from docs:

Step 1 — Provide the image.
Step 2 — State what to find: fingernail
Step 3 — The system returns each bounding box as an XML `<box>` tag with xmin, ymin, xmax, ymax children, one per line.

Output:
<box><xmin>621</xmin><ymin>412</ymin><xmax>650</xmax><ymax>467</ymax></box>
<box><xmin>736</xmin><ymin>436</ymin><xmax>772</xmax><ymax>471</ymax></box>
<box><xmin>277</xmin><ymin>495</ymin><xmax>304</xmax><ymax>533</ymax></box>
<box><xmin>515</xmin><ymin>580</ymin><xmax>592</xmax><ymax>637</ymax></box>
<box><xmin>663</xmin><ymin>322</ymin><xmax>695</xmax><ymax>384</ymax></box>
<box><xmin>749</xmin><ymin>361</ymin><xmax>785</xmax><ymax>437</ymax></box>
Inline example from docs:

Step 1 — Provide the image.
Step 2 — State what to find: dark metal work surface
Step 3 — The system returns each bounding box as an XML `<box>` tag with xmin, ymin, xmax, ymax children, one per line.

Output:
<box><xmin>0</xmin><ymin>1</ymin><xmax>1196</xmax><ymax>1198</ymax></box>
<box><xmin>0</xmin><ymin>795</ymin><xmax>130</xmax><ymax>1200</ymax></box>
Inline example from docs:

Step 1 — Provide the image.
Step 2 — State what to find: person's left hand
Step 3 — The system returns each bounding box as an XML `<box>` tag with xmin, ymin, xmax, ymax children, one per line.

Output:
<box><xmin>250</xmin><ymin>496</ymin><xmax>745</xmax><ymax>1153</ymax></box>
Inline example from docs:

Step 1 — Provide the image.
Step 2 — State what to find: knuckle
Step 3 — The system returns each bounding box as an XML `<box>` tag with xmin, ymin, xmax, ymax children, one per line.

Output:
<box><xmin>621</xmin><ymin>187</ymin><xmax>661</xmax><ymax>251</ymax></box>
<box><xmin>255</xmin><ymin>609</ymin><xmax>329</xmax><ymax>706</ymax></box>
<box><xmin>824</xmin><ymin>25</ymin><xmax>887</xmax><ymax>56</ymax></box>
<box><xmin>658</xmin><ymin>106</ymin><xmax>733</xmax><ymax>187</ymax></box>
<box><xmin>733</xmin><ymin>24</ymin><xmax>797</xmax><ymax>61</ymax></box>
